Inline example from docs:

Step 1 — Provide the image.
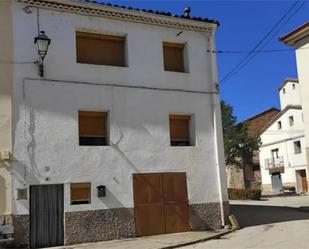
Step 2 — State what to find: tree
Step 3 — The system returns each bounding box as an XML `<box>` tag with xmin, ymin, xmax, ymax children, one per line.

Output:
<box><xmin>221</xmin><ymin>100</ymin><xmax>261</xmax><ymax>167</ymax></box>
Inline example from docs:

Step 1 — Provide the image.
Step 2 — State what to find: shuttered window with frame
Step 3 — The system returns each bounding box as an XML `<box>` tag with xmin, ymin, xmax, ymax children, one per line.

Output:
<box><xmin>79</xmin><ymin>111</ymin><xmax>108</xmax><ymax>146</ymax></box>
<box><xmin>76</xmin><ymin>31</ymin><xmax>126</xmax><ymax>66</ymax></box>
<box><xmin>70</xmin><ymin>182</ymin><xmax>91</xmax><ymax>205</ymax></box>
<box><xmin>169</xmin><ymin>115</ymin><xmax>191</xmax><ymax>146</ymax></box>
<box><xmin>163</xmin><ymin>42</ymin><xmax>185</xmax><ymax>72</ymax></box>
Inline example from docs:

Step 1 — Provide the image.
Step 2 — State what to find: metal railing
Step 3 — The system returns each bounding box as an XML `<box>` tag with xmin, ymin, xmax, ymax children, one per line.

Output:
<box><xmin>264</xmin><ymin>156</ymin><xmax>284</xmax><ymax>170</ymax></box>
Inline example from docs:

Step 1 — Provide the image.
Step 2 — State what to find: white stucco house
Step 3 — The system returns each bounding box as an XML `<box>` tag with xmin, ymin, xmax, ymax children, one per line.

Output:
<box><xmin>0</xmin><ymin>0</ymin><xmax>228</xmax><ymax>248</ymax></box>
<box><xmin>259</xmin><ymin>78</ymin><xmax>308</xmax><ymax>193</ymax></box>
<box><xmin>280</xmin><ymin>21</ymin><xmax>309</xmax><ymax>169</ymax></box>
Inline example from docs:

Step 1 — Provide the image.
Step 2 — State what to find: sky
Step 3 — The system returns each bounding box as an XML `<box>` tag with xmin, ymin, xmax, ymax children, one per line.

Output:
<box><xmin>98</xmin><ymin>0</ymin><xmax>308</xmax><ymax>121</ymax></box>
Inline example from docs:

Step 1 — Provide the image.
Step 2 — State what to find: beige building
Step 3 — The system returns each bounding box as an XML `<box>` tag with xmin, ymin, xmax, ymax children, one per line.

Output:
<box><xmin>280</xmin><ymin>21</ymin><xmax>309</xmax><ymax>168</ymax></box>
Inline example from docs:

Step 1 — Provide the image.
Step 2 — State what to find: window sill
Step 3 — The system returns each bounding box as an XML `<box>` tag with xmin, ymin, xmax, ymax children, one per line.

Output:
<box><xmin>77</xmin><ymin>62</ymin><xmax>128</xmax><ymax>68</ymax></box>
<box><xmin>164</xmin><ymin>70</ymin><xmax>189</xmax><ymax>74</ymax></box>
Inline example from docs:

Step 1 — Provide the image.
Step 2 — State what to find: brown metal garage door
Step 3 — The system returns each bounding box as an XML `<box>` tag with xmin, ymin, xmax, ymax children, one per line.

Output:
<box><xmin>133</xmin><ymin>172</ymin><xmax>190</xmax><ymax>236</ymax></box>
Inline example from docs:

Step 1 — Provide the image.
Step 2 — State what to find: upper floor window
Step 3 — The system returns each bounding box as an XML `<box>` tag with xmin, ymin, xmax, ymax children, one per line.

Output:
<box><xmin>294</xmin><ymin>140</ymin><xmax>301</xmax><ymax>154</ymax></box>
<box><xmin>169</xmin><ymin>114</ymin><xmax>194</xmax><ymax>146</ymax></box>
<box><xmin>79</xmin><ymin>111</ymin><xmax>108</xmax><ymax>146</ymax></box>
<box><xmin>163</xmin><ymin>42</ymin><xmax>185</xmax><ymax>72</ymax></box>
<box><xmin>289</xmin><ymin>116</ymin><xmax>294</xmax><ymax>126</ymax></box>
<box><xmin>277</xmin><ymin>121</ymin><xmax>282</xmax><ymax>130</ymax></box>
<box><xmin>76</xmin><ymin>31</ymin><xmax>126</xmax><ymax>67</ymax></box>
<box><xmin>271</xmin><ymin>148</ymin><xmax>279</xmax><ymax>158</ymax></box>
<box><xmin>292</xmin><ymin>84</ymin><xmax>296</xmax><ymax>89</ymax></box>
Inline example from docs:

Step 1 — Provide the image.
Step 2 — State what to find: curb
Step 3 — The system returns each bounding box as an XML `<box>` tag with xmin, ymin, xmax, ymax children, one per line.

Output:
<box><xmin>160</xmin><ymin>229</ymin><xmax>232</xmax><ymax>249</ymax></box>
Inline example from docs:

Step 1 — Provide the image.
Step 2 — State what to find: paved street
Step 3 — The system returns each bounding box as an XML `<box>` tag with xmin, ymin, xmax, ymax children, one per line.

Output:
<box><xmin>181</xmin><ymin>195</ymin><xmax>309</xmax><ymax>249</ymax></box>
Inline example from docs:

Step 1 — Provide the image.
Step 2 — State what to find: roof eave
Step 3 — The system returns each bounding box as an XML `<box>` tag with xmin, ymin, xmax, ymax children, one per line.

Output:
<box><xmin>279</xmin><ymin>22</ymin><xmax>309</xmax><ymax>46</ymax></box>
<box><xmin>17</xmin><ymin>0</ymin><xmax>219</xmax><ymax>32</ymax></box>
<box><xmin>277</xmin><ymin>77</ymin><xmax>298</xmax><ymax>91</ymax></box>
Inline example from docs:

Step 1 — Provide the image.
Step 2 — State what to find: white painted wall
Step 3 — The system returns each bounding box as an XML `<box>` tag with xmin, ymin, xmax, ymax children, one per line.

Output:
<box><xmin>295</xmin><ymin>36</ymin><xmax>309</xmax><ymax>150</ymax></box>
<box><xmin>279</xmin><ymin>81</ymin><xmax>302</xmax><ymax>110</ymax></box>
<box><xmin>259</xmin><ymin>108</ymin><xmax>308</xmax><ymax>192</ymax></box>
<box><xmin>10</xmin><ymin>1</ymin><xmax>227</xmax><ymax>215</ymax></box>
<box><xmin>261</xmin><ymin>108</ymin><xmax>304</xmax><ymax>145</ymax></box>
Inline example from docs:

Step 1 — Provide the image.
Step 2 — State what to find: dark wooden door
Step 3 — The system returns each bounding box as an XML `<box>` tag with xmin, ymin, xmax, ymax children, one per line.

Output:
<box><xmin>133</xmin><ymin>172</ymin><xmax>189</xmax><ymax>236</ymax></box>
<box><xmin>300</xmin><ymin>170</ymin><xmax>308</xmax><ymax>192</ymax></box>
<box><xmin>30</xmin><ymin>184</ymin><xmax>64</xmax><ymax>248</ymax></box>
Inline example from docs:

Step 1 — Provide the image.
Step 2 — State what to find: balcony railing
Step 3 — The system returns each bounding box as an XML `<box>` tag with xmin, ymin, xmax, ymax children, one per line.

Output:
<box><xmin>264</xmin><ymin>156</ymin><xmax>284</xmax><ymax>170</ymax></box>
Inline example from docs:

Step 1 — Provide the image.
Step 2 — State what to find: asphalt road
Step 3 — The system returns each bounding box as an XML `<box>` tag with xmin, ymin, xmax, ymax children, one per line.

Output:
<box><xmin>181</xmin><ymin>195</ymin><xmax>309</xmax><ymax>249</ymax></box>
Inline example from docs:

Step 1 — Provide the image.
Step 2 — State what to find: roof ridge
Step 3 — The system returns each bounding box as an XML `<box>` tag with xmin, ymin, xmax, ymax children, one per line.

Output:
<box><xmin>79</xmin><ymin>0</ymin><xmax>219</xmax><ymax>25</ymax></box>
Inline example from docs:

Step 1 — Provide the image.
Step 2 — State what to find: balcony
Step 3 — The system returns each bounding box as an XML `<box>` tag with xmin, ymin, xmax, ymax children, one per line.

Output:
<box><xmin>264</xmin><ymin>156</ymin><xmax>284</xmax><ymax>170</ymax></box>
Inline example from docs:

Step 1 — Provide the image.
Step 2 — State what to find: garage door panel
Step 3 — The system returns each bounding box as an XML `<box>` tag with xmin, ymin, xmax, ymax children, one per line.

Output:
<box><xmin>133</xmin><ymin>173</ymin><xmax>162</xmax><ymax>204</ymax></box>
<box><xmin>164</xmin><ymin>203</ymin><xmax>190</xmax><ymax>233</ymax></box>
<box><xmin>134</xmin><ymin>204</ymin><xmax>165</xmax><ymax>236</ymax></box>
<box><xmin>133</xmin><ymin>172</ymin><xmax>190</xmax><ymax>236</ymax></box>
<box><xmin>163</xmin><ymin>173</ymin><xmax>188</xmax><ymax>202</ymax></box>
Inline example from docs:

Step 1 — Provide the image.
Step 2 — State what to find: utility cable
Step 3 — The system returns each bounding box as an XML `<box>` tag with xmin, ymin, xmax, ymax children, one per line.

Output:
<box><xmin>219</xmin><ymin>1</ymin><xmax>305</xmax><ymax>85</ymax></box>
<box><xmin>207</xmin><ymin>46</ymin><xmax>309</xmax><ymax>54</ymax></box>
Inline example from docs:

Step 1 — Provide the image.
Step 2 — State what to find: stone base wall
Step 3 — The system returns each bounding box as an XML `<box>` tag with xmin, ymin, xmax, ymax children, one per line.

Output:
<box><xmin>10</xmin><ymin>202</ymin><xmax>227</xmax><ymax>246</ymax></box>
<box><xmin>12</xmin><ymin>215</ymin><xmax>29</xmax><ymax>248</ymax></box>
<box><xmin>189</xmin><ymin>202</ymin><xmax>223</xmax><ymax>230</ymax></box>
<box><xmin>65</xmin><ymin>208</ymin><xmax>136</xmax><ymax>245</ymax></box>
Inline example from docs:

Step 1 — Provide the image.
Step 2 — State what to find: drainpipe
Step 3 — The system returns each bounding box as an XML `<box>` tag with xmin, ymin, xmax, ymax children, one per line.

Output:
<box><xmin>209</xmin><ymin>30</ymin><xmax>228</xmax><ymax>227</ymax></box>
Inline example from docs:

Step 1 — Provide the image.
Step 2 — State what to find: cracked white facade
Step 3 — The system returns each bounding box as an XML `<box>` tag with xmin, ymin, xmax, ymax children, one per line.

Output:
<box><xmin>0</xmin><ymin>0</ymin><xmax>228</xmax><ymax>246</ymax></box>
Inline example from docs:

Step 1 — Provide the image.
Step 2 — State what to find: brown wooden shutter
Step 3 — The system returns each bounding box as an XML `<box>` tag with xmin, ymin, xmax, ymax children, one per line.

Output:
<box><xmin>71</xmin><ymin>183</ymin><xmax>91</xmax><ymax>202</ymax></box>
<box><xmin>79</xmin><ymin>111</ymin><xmax>107</xmax><ymax>137</ymax></box>
<box><xmin>163</xmin><ymin>42</ymin><xmax>185</xmax><ymax>72</ymax></box>
<box><xmin>169</xmin><ymin>115</ymin><xmax>190</xmax><ymax>141</ymax></box>
<box><xmin>76</xmin><ymin>32</ymin><xmax>125</xmax><ymax>66</ymax></box>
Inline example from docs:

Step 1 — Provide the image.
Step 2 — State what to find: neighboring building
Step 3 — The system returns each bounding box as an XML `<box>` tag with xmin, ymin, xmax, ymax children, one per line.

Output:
<box><xmin>259</xmin><ymin>78</ymin><xmax>308</xmax><ymax>193</ymax></box>
<box><xmin>280</xmin><ymin>21</ymin><xmax>309</xmax><ymax>174</ymax></box>
<box><xmin>0</xmin><ymin>0</ymin><xmax>229</xmax><ymax>248</ymax></box>
<box><xmin>227</xmin><ymin>108</ymin><xmax>279</xmax><ymax>189</ymax></box>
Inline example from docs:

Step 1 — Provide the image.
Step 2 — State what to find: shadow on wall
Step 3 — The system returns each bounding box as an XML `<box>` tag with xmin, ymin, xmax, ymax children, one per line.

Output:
<box><xmin>231</xmin><ymin>204</ymin><xmax>309</xmax><ymax>227</ymax></box>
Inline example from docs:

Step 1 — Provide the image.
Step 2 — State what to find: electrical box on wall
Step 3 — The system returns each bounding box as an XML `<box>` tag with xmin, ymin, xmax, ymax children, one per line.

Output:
<box><xmin>0</xmin><ymin>150</ymin><xmax>11</xmax><ymax>161</ymax></box>
<box><xmin>97</xmin><ymin>185</ymin><xmax>106</xmax><ymax>197</ymax></box>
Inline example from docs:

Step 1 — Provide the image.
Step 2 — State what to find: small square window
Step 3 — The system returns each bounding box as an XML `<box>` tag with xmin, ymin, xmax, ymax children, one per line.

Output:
<box><xmin>283</xmin><ymin>88</ymin><xmax>286</xmax><ymax>94</ymax></box>
<box><xmin>71</xmin><ymin>182</ymin><xmax>91</xmax><ymax>205</ymax></box>
<box><xmin>169</xmin><ymin>114</ymin><xmax>194</xmax><ymax>146</ymax></box>
<box><xmin>163</xmin><ymin>42</ymin><xmax>185</xmax><ymax>72</ymax></box>
<box><xmin>294</xmin><ymin>141</ymin><xmax>301</xmax><ymax>154</ymax></box>
<box><xmin>17</xmin><ymin>188</ymin><xmax>28</xmax><ymax>200</ymax></box>
<box><xmin>292</xmin><ymin>84</ymin><xmax>295</xmax><ymax>89</ymax></box>
<box><xmin>79</xmin><ymin>111</ymin><xmax>108</xmax><ymax>146</ymax></box>
<box><xmin>289</xmin><ymin>116</ymin><xmax>294</xmax><ymax>126</ymax></box>
<box><xmin>277</xmin><ymin>121</ymin><xmax>282</xmax><ymax>130</ymax></box>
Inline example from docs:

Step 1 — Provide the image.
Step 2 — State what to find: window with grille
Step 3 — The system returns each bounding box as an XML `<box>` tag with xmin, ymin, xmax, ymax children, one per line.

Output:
<box><xmin>76</xmin><ymin>31</ymin><xmax>126</xmax><ymax>66</ymax></box>
<box><xmin>70</xmin><ymin>182</ymin><xmax>91</xmax><ymax>205</ymax></box>
<box><xmin>79</xmin><ymin>111</ymin><xmax>108</xmax><ymax>146</ymax></box>
<box><xmin>163</xmin><ymin>42</ymin><xmax>185</xmax><ymax>72</ymax></box>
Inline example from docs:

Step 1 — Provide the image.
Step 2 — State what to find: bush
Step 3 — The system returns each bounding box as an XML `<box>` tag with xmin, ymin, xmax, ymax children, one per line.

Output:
<box><xmin>228</xmin><ymin>188</ymin><xmax>261</xmax><ymax>200</ymax></box>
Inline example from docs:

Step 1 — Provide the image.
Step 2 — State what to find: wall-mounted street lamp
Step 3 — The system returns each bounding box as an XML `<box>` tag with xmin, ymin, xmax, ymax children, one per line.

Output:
<box><xmin>34</xmin><ymin>31</ymin><xmax>51</xmax><ymax>77</ymax></box>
